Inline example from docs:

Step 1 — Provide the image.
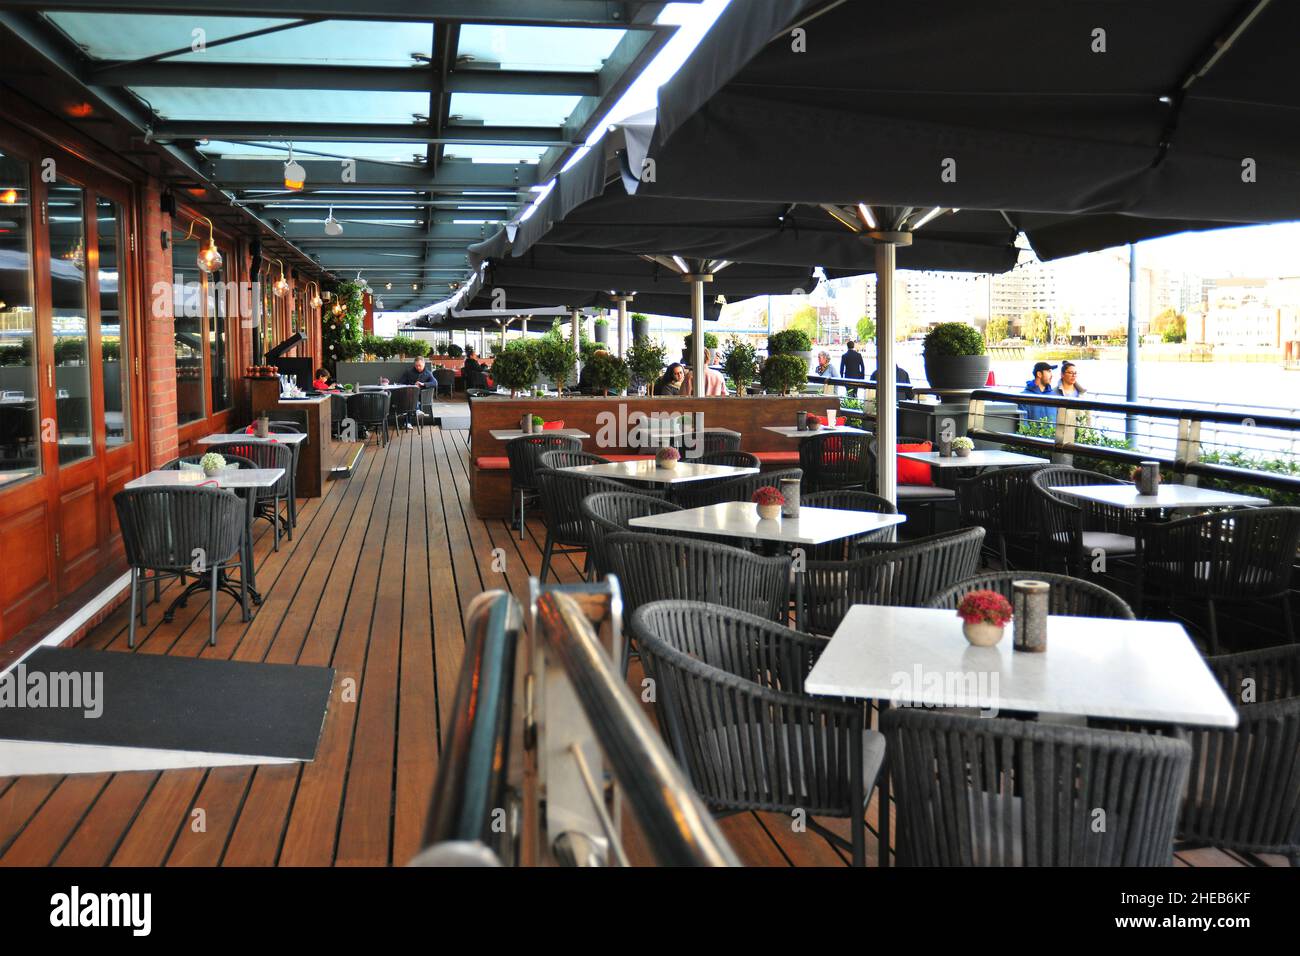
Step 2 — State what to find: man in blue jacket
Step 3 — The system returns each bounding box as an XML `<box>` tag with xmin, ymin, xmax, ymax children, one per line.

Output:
<box><xmin>1020</xmin><ymin>361</ymin><xmax>1057</xmax><ymax>426</ymax></box>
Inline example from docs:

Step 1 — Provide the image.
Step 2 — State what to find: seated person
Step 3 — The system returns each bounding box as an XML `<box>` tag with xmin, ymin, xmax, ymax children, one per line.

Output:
<box><xmin>311</xmin><ymin>367</ymin><xmax>340</xmax><ymax>391</ymax></box>
<box><xmin>399</xmin><ymin>355</ymin><xmax>436</xmax><ymax>389</ymax></box>
<box><xmin>656</xmin><ymin>362</ymin><xmax>685</xmax><ymax>395</ymax></box>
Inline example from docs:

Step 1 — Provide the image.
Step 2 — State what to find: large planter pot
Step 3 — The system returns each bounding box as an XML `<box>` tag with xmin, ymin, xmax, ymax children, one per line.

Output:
<box><xmin>632</xmin><ymin>317</ymin><xmax>650</xmax><ymax>342</ymax></box>
<box><xmin>593</xmin><ymin>322</ymin><xmax>609</xmax><ymax>345</ymax></box>
<box><xmin>922</xmin><ymin>353</ymin><xmax>991</xmax><ymax>390</ymax></box>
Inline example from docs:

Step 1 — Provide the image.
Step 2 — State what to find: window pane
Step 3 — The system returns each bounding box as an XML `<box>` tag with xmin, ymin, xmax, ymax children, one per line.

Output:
<box><xmin>96</xmin><ymin>196</ymin><xmax>129</xmax><ymax>446</ymax></box>
<box><xmin>209</xmin><ymin>263</ymin><xmax>230</xmax><ymax>412</ymax></box>
<box><xmin>48</xmin><ymin>181</ymin><xmax>92</xmax><ymax>466</ymax></box>
<box><xmin>0</xmin><ymin>151</ymin><xmax>39</xmax><ymax>487</ymax></box>
<box><xmin>171</xmin><ymin>234</ymin><xmax>206</xmax><ymax>424</ymax></box>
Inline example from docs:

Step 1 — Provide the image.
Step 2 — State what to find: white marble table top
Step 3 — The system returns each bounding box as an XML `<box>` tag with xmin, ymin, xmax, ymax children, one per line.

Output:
<box><xmin>899</xmin><ymin>449</ymin><xmax>1047</xmax><ymax>468</ymax></box>
<box><xmin>558</xmin><ymin>459</ymin><xmax>757</xmax><ymax>485</ymax></box>
<box><xmin>1049</xmin><ymin>483</ymin><xmax>1269</xmax><ymax>510</ymax></box>
<box><xmin>764</xmin><ymin>424</ymin><xmax>870</xmax><ymax>438</ymax></box>
<box><xmin>805</xmin><ymin>604</ymin><xmax>1238</xmax><ymax>727</ymax></box>
<box><xmin>490</xmin><ymin>427</ymin><xmax>591</xmax><ymax>440</ymax></box>
<box><xmin>125</xmin><ymin>467</ymin><xmax>284</xmax><ymax>490</ymax></box>
<box><xmin>629</xmin><ymin>501</ymin><xmax>906</xmax><ymax>545</ymax></box>
<box><xmin>199</xmin><ymin>432</ymin><xmax>306</xmax><ymax>445</ymax></box>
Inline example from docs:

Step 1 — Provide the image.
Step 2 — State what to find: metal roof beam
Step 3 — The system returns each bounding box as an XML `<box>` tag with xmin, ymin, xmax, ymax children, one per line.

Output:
<box><xmin>156</xmin><ymin>121</ymin><xmax>572</xmax><ymax>145</ymax></box>
<box><xmin>209</xmin><ymin>157</ymin><xmax>535</xmax><ymax>188</ymax></box>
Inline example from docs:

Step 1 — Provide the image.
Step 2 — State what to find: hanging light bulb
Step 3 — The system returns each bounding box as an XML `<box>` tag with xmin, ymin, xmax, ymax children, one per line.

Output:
<box><xmin>355</xmin><ymin>270</ymin><xmax>368</xmax><ymax>290</ymax></box>
<box><xmin>308</xmin><ymin>280</ymin><xmax>322</xmax><ymax>310</ymax></box>
<box><xmin>0</xmin><ymin>188</ymin><xmax>17</xmax><ymax>204</ymax></box>
<box><xmin>187</xmin><ymin>215</ymin><xmax>223</xmax><ymax>274</ymax></box>
<box><xmin>269</xmin><ymin>257</ymin><xmax>289</xmax><ymax>297</ymax></box>
<box><xmin>283</xmin><ymin>143</ymin><xmax>306</xmax><ymax>191</ymax></box>
<box><xmin>324</xmin><ymin>207</ymin><xmax>343</xmax><ymax>236</ymax></box>
<box><xmin>331</xmin><ymin>299</ymin><xmax>345</xmax><ymax>317</ymax></box>
<box><xmin>385</xmin><ymin>282</ymin><xmax>392</xmax><ymax>291</ymax></box>
<box><xmin>375</xmin><ymin>297</ymin><xmax>385</xmax><ymax>310</ymax></box>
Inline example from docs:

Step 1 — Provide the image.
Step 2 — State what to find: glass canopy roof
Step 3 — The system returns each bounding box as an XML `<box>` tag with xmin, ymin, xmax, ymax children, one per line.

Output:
<box><xmin>456</xmin><ymin>24</ymin><xmax>624</xmax><ymax>72</ymax></box>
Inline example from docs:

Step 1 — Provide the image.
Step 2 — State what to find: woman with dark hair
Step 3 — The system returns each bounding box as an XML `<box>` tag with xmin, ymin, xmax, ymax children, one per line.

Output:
<box><xmin>656</xmin><ymin>362</ymin><xmax>685</xmax><ymax>395</ymax></box>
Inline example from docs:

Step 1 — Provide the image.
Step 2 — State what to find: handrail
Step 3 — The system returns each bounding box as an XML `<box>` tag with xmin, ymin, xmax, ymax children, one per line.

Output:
<box><xmin>533</xmin><ymin>589</ymin><xmax>740</xmax><ymax>867</ymax></box>
<box><xmin>970</xmin><ymin>387</ymin><xmax>1300</xmax><ymax>430</ymax></box>
<box><xmin>419</xmin><ymin>590</ymin><xmax>521</xmax><ymax>863</ymax></box>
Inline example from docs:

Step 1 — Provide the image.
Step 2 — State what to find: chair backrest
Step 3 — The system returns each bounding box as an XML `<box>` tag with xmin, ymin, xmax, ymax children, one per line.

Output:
<box><xmin>700</xmin><ymin>430</ymin><xmax>741</xmax><ymax>455</ymax></box>
<box><xmin>536</xmin><ymin>469</ymin><xmax>658</xmax><ymax>546</ymax></box>
<box><xmin>390</xmin><ymin>386</ymin><xmax>419</xmax><ymax>415</ymax></box>
<box><xmin>267</xmin><ymin>422</ymin><xmax>302</xmax><ymax>434</ymax></box>
<box><xmin>1144</xmin><ymin>505</ymin><xmax>1300</xmax><ymax>599</ymax></box>
<box><xmin>580</xmin><ymin>490</ymin><xmax>682</xmax><ymax>577</ymax></box>
<box><xmin>347</xmin><ymin>390</ymin><xmax>391</xmax><ymax>424</ymax></box>
<box><xmin>694</xmin><ymin>450</ymin><xmax>760</xmax><ymax>469</ymax></box>
<box><xmin>799</xmin><ymin>432</ymin><xmax>872</xmax><ymax>492</ymax></box>
<box><xmin>114</xmin><ymin>486</ymin><xmax>246</xmax><ymax>572</ymax></box>
<box><xmin>538</xmin><ymin>449</ymin><xmax>609</xmax><ymax>471</ymax></box>
<box><xmin>606</xmin><ymin>531</ymin><xmax>791</xmax><ymax>622</ymax></box>
<box><xmin>434</xmin><ymin>368</ymin><xmax>456</xmax><ymax>389</ymax></box>
<box><xmin>956</xmin><ymin>463</ymin><xmax>1047</xmax><ymax>537</ymax></box>
<box><xmin>631</xmin><ymin>599</ymin><xmax>862</xmax><ymax>816</ymax></box>
<box><xmin>674</xmin><ymin>467</ymin><xmax>803</xmax><ymax>509</ymax></box>
<box><xmin>1030</xmin><ymin>466</ymin><xmax>1132</xmax><ymax>543</ymax></box>
<box><xmin>161</xmin><ymin>452</ymin><xmax>257</xmax><ymax>471</ymax></box>
<box><xmin>927</xmin><ymin>569</ymin><xmax>1135</xmax><ymax>619</ymax></box>
<box><xmin>804</xmin><ymin>527</ymin><xmax>985</xmax><ymax>634</ymax></box>
<box><xmin>881</xmin><ymin>707</ymin><xmax>1191</xmax><ymax>866</ymax></box>
<box><xmin>801</xmin><ymin>489</ymin><xmax>899</xmax><ymax>559</ymax></box>
<box><xmin>505</xmin><ymin>434</ymin><xmax>582</xmax><ymax>489</ymax></box>
<box><xmin>205</xmin><ymin>441</ymin><xmax>293</xmax><ymax>497</ymax></box>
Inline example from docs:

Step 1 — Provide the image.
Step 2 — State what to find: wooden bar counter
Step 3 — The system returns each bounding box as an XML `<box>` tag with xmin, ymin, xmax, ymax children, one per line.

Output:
<box><xmin>468</xmin><ymin>394</ymin><xmax>840</xmax><ymax>518</ymax></box>
<box><xmin>249</xmin><ymin>379</ymin><xmax>333</xmax><ymax>498</ymax></box>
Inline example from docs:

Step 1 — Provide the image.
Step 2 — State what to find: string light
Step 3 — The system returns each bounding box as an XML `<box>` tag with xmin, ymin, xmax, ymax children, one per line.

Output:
<box><xmin>185</xmin><ymin>215</ymin><xmax>223</xmax><ymax>274</ymax></box>
<box><xmin>283</xmin><ymin>143</ymin><xmax>306</xmax><ymax>191</ymax></box>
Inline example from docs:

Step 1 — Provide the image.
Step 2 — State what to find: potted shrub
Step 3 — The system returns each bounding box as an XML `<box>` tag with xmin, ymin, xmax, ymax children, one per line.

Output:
<box><xmin>436</xmin><ymin>341</ymin><xmax>449</xmax><ymax>357</ymax></box>
<box><xmin>682</xmin><ymin>330</ymin><xmax>718</xmax><ymax>364</ymax></box>
<box><xmin>199</xmin><ymin>452</ymin><xmax>226</xmax><ymax>478</ymax></box>
<box><xmin>760</xmin><ymin>353</ymin><xmax>808</xmax><ymax>395</ymax></box>
<box><xmin>535</xmin><ymin>337</ymin><xmax>577</xmax><ymax>392</ymax></box>
<box><xmin>592</xmin><ymin>315</ymin><xmax>610</xmax><ymax>345</ymax></box>
<box><xmin>489</xmin><ymin>342</ymin><xmax>538</xmax><ymax>397</ymax></box>
<box><xmin>626</xmin><ymin>339</ymin><xmax>667</xmax><ymax>395</ymax></box>
<box><xmin>752</xmin><ymin>485</ymin><xmax>785</xmax><ymax>520</ymax></box>
<box><xmin>583</xmin><ymin>350</ymin><xmax>630</xmax><ymax>396</ymax></box>
<box><xmin>722</xmin><ymin>337</ymin><xmax>759</xmax><ymax>395</ymax></box>
<box><xmin>767</xmin><ymin>328</ymin><xmax>813</xmax><ymax>356</ymax></box>
<box><xmin>447</xmin><ymin>343</ymin><xmax>464</xmax><ymax>359</ymax></box>
<box><xmin>922</xmin><ymin>322</ymin><xmax>989</xmax><ymax>389</ymax></box>
<box><xmin>631</xmin><ymin>312</ymin><xmax>651</xmax><ymax>343</ymax></box>
<box><xmin>956</xmin><ymin>590</ymin><xmax>1013</xmax><ymax>646</ymax></box>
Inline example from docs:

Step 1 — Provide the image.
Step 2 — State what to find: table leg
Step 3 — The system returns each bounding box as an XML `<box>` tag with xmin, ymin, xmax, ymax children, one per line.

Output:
<box><xmin>794</xmin><ymin>568</ymin><xmax>804</xmax><ymax>631</ymax></box>
<box><xmin>242</xmin><ymin>488</ymin><xmax>263</xmax><ymax>606</ymax></box>
<box><xmin>877</xmin><ymin>699</ymin><xmax>891</xmax><ymax>868</ymax></box>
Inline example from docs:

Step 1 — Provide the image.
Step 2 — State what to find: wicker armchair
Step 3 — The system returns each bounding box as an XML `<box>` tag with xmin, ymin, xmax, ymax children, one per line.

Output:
<box><xmin>346</xmin><ymin>390</ymin><xmax>391</xmax><ymax>446</ymax></box>
<box><xmin>538</xmin><ymin>449</ymin><xmax>609</xmax><ymax>471</ymax></box>
<box><xmin>632</xmin><ymin>600</ymin><xmax>885</xmax><ymax>866</ymax></box>
<box><xmin>1180</xmin><ymin>645</ymin><xmax>1300</xmax><ymax>863</ymax></box>
<box><xmin>536</xmin><ymin>469</ymin><xmax>662</xmax><ymax>582</ymax></box>
<box><xmin>693</xmin><ymin>450</ymin><xmax>761</xmax><ymax>470</ymax></box>
<box><xmin>207</xmin><ymin>440</ymin><xmax>294</xmax><ymax>551</ymax></box>
<box><xmin>803</xmin><ymin>527</ymin><xmax>985</xmax><ymax>635</ymax></box>
<box><xmin>801</xmin><ymin>489</ymin><xmax>899</xmax><ymax>559</ymax></box>
<box><xmin>1030</xmin><ymin>467</ymin><xmax>1138</xmax><ymax>577</ymax></box>
<box><xmin>114</xmin><ymin>486</ymin><xmax>247</xmax><ymax>647</ymax></box>
<box><xmin>505</xmin><ymin>434</ymin><xmax>582</xmax><ymax>541</ymax></box>
<box><xmin>882</xmin><ymin>708</ymin><xmax>1191</xmax><ymax>866</ymax></box>
<box><xmin>1141</xmin><ymin>506</ymin><xmax>1300</xmax><ymax>653</ymax></box>
<box><xmin>388</xmin><ymin>384</ymin><xmax>421</xmax><ymax>431</ymax></box>
<box><xmin>955</xmin><ymin>463</ymin><xmax>1048</xmax><ymax>569</ymax></box>
<box><xmin>674</xmin><ymin>468</ymin><xmax>803</xmax><ymax>510</ymax></box>
<box><xmin>799</xmin><ymin>432</ymin><xmax>872</xmax><ymax>493</ymax></box>
<box><xmin>580</xmin><ymin>490</ymin><xmax>682</xmax><ymax>579</ymax></box>
<box><xmin>267</xmin><ymin>423</ymin><xmax>302</xmax><ymax>530</ymax></box>
<box><xmin>927</xmin><ymin>569</ymin><xmax>1135</xmax><ymax>619</ymax></box>
<box><xmin>699</xmin><ymin>430</ymin><xmax>741</xmax><ymax>455</ymax></box>
<box><xmin>606</xmin><ymin>531</ymin><xmax>792</xmax><ymax>622</ymax></box>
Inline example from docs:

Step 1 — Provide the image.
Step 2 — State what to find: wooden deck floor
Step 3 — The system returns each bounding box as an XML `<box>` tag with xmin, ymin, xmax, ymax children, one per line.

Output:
<box><xmin>0</xmin><ymin>418</ymin><xmax>1285</xmax><ymax>867</ymax></box>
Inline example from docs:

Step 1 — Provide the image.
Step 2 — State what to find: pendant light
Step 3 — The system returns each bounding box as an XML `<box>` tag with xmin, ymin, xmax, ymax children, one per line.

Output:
<box><xmin>283</xmin><ymin>143</ymin><xmax>306</xmax><ymax>191</ymax></box>
<box><xmin>324</xmin><ymin>207</ymin><xmax>343</xmax><ymax>236</ymax></box>
<box><xmin>307</xmin><ymin>279</ymin><xmax>323</xmax><ymax>310</ymax></box>
<box><xmin>186</xmin><ymin>214</ymin><xmax>223</xmax><ymax>274</ymax></box>
<box><xmin>269</xmin><ymin>256</ymin><xmax>290</xmax><ymax>297</ymax></box>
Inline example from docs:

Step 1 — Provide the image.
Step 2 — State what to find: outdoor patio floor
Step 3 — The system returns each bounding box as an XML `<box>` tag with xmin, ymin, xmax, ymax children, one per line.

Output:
<box><xmin>0</xmin><ymin>408</ymin><xmax>1285</xmax><ymax>867</ymax></box>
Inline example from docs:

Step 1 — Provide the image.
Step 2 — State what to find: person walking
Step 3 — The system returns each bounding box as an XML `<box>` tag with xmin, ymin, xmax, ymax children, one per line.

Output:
<box><xmin>1019</xmin><ymin>361</ymin><xmax>1057</xmax><ymax>426</ymax></box>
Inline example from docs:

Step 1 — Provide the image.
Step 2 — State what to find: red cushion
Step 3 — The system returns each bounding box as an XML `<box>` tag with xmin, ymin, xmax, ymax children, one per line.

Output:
<box><xmin>541</xmin><ymin>419</ymin><xmax>565</xmax><ymax>430</ymax></box>
<box><xmin>475</xmin><ymin>456</ymin><xmax>510</xmax><ymax>470</ymax></box>
<box><xmin>897</xmin><ymin>442</ymin><xmax>935</xmax><ymax>486</ymax></box>
<box><xmin>754</xmin><ymin>451</ymin><xmax>801</xmax><ymax>465</ymax></box>
<box><xmin>806</xmin><ymin>413</ymin><xmax>846</xmax><ymax>426</ymax></box>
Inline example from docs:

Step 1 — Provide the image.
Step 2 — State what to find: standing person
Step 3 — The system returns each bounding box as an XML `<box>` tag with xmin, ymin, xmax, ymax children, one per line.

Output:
<box><xmin>1019</xmin><ymin>360</ymin><xmax>1057</xmax><ymax>426</ymax></box>
<box><xmin>839</xmin><ymin>339</ymin><xmax>865</xmax><ymax>379</ymax></box>
<box><xmin>814</xmin><ymin>351</ymin><xmax>837</xmax><ymax>395</ymax></box>
<box><xmin>1055</xmin><ymin>360</ymin><xmax>1086</xmax><ymax>397</ymax></box>
<box><xmin>683</xmin><ymin>347</ymin><xmax>727</xmax><ymax>396</ymax></box>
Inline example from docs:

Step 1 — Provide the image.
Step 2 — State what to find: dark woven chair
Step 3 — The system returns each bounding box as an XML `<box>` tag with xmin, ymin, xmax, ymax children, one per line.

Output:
<box><xmin>207</xmin><ymin>440</ymin><xmax>294</xmax><ymax>550</ymax></box>
<box><xmin>1030</xmin><ymin>467</ymin><xmax>1138</xmax><ymax>577</ymax></box>
<box><xmin>801</xmin><ymin>489</ymin><xmax>898</xmax><ymax>559</ymax></box>
<box><xmin>674</xmin><ymin>467</ymin><xmax>803</xmax><ymax>509</ymax></box>
<box><xmin>882</xmin><ymin>708</ymin><xmax>1191</xmax><ymax>866</ymax></box>
<box><xmin>1180</xmin><ymin>645</ymin><xmax>1300</xmax><ymax>864</ymax></box>
<box><xmin>535</xmin><ymin>469</ymin><xmax>661</xmax><ymax>582</ymax></box>
<box><xmin>927</xmin><ymin>569</ymin><xmax>1135</xmax><ymax>619</ymax></box>
<box><xmin>693</xmin><ymin>450</ymin><xmax>760</xmax><ymax>469</ymax></box>
<box><xmin>389</xmin><ymin>385</ymin><xmax>421</xmax><ymax>432</ymax></box>
<box><xmin>580</xmin><ymin>490</ymin><xmax>682</xmax><ymax>579</ymax></box>
<box><xmin>267</xmin><ymin>423</ymin><xmax>302</xmax><ymax>531</ymax></box>
<box><xmin>329</xmin><ymin>393</ymin><xmax>349</xmax><ymax>438</ymax></box>
<box><xmin>433</xmin><ymin>367</ymin><xmax>456</xmax><ymax>397</ymax></box>
<box><xmin>799</xmin><ymin>431</ymin><xmax>871</xmax><ymax>492</ymax></box>
<box><xmin>803</xmin><ymin>527</ymin><xmax>985</xmax><ymax>635</ymax></box>
<box><xmin>114</xmin><ymin>486</ymin><xmax>247</xmax><ymax>647</ymax></box>
<box><xmin>1142</xmin><ymin>506</ymin><xmax>1300</xmax><ymax>653</ymax></box>
<box><xmin>701</xmin><ymin>430</ymin><xmax>742</xmax><ymax>455</ymax></box>
<box><xmin>606</xmin><ymin>531</ymin><xmax>792</xmax><ymax>622</ymax></box>
<box><xmin>160</xmin><ymin>453</ymin><xmax>257</xmax><ymax>471</ymax></box>
<box><xmin>538</xmin><ymin>449</ymin><xmax>609</xmax><ymax>470</ymax></box>
<box><xmin>955</xmin><ymin>463</ymin><xmax>1048</xmax><ymax>569</ymax></box>
<box><xmin>632</xmin><ymin>600</ymin><xmax>884</xmax><ymax>866</ymax></box>
<box><xmin>867</xmin><ymin>436</ymin><xmax>956</xmax><ymax>533</ymax></box>
<box><xmin>505</xmin><ymin>434</ymin><xmax>582</xmax><ymax>541</ymax></box>
<box><xmin>346</xmin><ymin>390</ymin><xmax>391</xmax><ymax>446</ymax></box>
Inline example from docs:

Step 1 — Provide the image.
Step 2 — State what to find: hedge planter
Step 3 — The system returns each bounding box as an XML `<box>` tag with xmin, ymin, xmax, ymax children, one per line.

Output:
<box><xmin>922</xmin><ymin>353</ymin><xmax>991</xmax><ymax>390</ymax></box>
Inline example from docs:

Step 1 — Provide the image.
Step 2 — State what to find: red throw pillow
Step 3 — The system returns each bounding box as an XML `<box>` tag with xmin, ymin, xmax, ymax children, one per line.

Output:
<box><xmin>897</xmin><ymin>441</ymin><xmax>935</xmax><ymax>486</ymax></box>
<box><xmin>541</xmin><ymin>420</ymin><xmax>565</xmax><ymax>431</ymax></box>
<box><xmin>806</xmin><ymin>413</ymin><xmax>846</xmax><ymax>426</ymax></box>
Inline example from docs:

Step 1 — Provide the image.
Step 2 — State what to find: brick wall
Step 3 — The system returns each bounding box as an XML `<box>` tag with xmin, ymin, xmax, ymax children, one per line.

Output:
<box><xmin>140</xmin><ymin>180</ymin><xmax>178</xmax><ymax>467</ymax></box>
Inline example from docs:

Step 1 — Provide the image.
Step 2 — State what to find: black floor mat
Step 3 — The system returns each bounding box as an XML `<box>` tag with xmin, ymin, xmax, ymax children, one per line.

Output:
<box><xmin>0</xmin><ymin>648</ymin><xmax>334</xmax><ymax>761</ymax></box>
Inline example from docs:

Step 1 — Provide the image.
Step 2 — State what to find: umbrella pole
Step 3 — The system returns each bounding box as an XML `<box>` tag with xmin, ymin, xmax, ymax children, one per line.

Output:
<box><xmin>614</xmin><ymin>294</ymin><xmax>631</xmax><ymax>359</ymax></box>
<box><xmin>875</xmin><ymin>240</ymin><xmax>898</xmax><ymax>505</ymax></box>
<box><xmin>684</xmin><ymin>274</ymin><xmax>710</xmax><ymax>397</ymax></box>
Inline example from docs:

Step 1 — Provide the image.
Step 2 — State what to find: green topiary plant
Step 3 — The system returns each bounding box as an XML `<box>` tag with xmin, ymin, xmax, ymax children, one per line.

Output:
<box><xmin>626</xmin><ymin>339</ymin><xmax>668</xmax><ymax>394</ymax></box>
<box><xmin>489</xmin><ymin>341</ymin><xmax>539</xmax><ymax>396</ymax></box>
<box><xmin>446</xmin><ymin>342</ymin><xmax>464</xmax><ymax>358</ymax></box>
<box><xmin>760</xmin><ymin>353</ymin><xmax>809</xmax><ymax>395</ymax></box>
<box><xmin>721</xmin><ymin>337</ymin><xmax>759</xmax><ymax>394</ymax></box>
<box><xmin>768</xmin><ymin>328</ymin><xmax>813</xmax><ymax>355</ymax></box>
<box><xmin>682</xmin><ymin>330</ymin><xmax>718</xmax><ymax>358</ymax></box>
<box><xmin>535</xmin><ymin>336</ymin><xmax>577</xmax><ymax>392</ymax></box>
<box><xmin>583</xmin><ymin>350</ymin><xmax>630</xmax><ymax>396</ymax></box>
<box><xmin>436</xmin><ymin>340</ymin><xmax>449</xmax><ymax>356</ymax></box>
<box><xmin>923</xmin><ymin>322</ymin><xmax>986</xmax><ymax>357</ymax></box>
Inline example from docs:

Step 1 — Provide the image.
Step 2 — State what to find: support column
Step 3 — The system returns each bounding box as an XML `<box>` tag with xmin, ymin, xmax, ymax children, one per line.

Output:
<box><xmin>873</xmin><ymin>238</ymin><xmax>903</xmax><ymax>506</ymax></box>
<box><xmin>683</xmin><ymin>274</ymin><xmax>712</xmax><ymax>397</ymax></box>
<box><xmin>521</xmin><ymin>316</ymin><xmax>529</xmax><ymax>336</ymax></box>
<box><xmin>571</xmin><ymin>307</ymin><xmax>582</xmax><ymax>377</ymax></box>
<box><xmin>1126</xmin><ymin>242</ymin><xmax>1139</xmax><ymax>445</ymax></box>
<box><xmin>613</xmin><ymin>294</ymin><xmax>632</xmax><ymax>359</ymax></box>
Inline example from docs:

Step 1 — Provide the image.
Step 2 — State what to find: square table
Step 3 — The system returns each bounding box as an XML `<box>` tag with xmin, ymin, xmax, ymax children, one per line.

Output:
<box><xmin>805</xmin><ymin>603</ymin><xmax>1238</xmax><ymax>866</ymax></box>
<box><xmin>764</xmin><ymin>424</ymin><xmax>870</xmax><ymax>438</ymax></box>
<box><xmin>558</xmin><ymin>459</ymin><xmax>757</xmax><ymax>486</ymax></box>
<box><xmin>1048</xmin><ymin>483</ymin><xmax>1270</xmax><ymax>511</ymax></box>
<box><xmin>125</xmin><ymin>467</ymin><xmax>285</xmax><ymax>616</ymax></box>
<box><xmin>200</xmin><ymin>431</ymin><xmax>306</xmax><ymax>529</ymax></box>
<box><xmin>900</xmin><ymin>449</ymin><xmax>1047</xmax><ymax>468</ymax></box>
<box><xmin>629</xmin><ymin>502</ymin><xmax>907</xmax><ymax>629</ymax></box>
<box><xmin>489</xmin><ymin>427</ymin><xmax>591</xmax><ymax>441</ymax></box>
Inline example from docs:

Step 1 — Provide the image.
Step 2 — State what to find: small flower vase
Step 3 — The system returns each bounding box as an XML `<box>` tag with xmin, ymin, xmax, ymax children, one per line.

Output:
<box><xmin>938</xmin><ymin>436</ymin><xmax>953</xmax><ymax>457</ymax></box>
<box><xmin>807</xmin><ymin>419</ymin><xmax>822</xmax><ymax>431</ymax></box>
<box><xmin>779</xmin><ymin>478</ymin><xmax>801</xmax><ymax>518</ymax></box>
<box><xmin>756</xmin><ymin>503</ymin><xmax>781</xmax><ymax>520</ymax></box>
<box><xmin>795</xmin><ymin>411</ymin><xmax>808</xmax><ymax>431</ymax></box>
<box><xmin>954</xmin><ymin>444</ymin><xmax>971</xmax><ymax>458</ymax></box>
<box><xmin>656</xmin><ymin>452</ymin><xmax>677</xmax><ymax>470</ymax></box>
<box><xmin>254</xmin><ymin>415</ymin><xmax>270</xmax><ymax>439</ymax></box>
<box><xmin>962</xmin><ymin>621</ymin><xmax>1005</xmax><ymax>647</ymax></box>
<box><xmin>203</xmin><ymin>464</ymin><xmax>221</xmax><ymax>478</ymax></box>
<box><xmin>1136</xmin><ymin>461</ymin><xmax>1160</xmax><ymax>496</ymax></box>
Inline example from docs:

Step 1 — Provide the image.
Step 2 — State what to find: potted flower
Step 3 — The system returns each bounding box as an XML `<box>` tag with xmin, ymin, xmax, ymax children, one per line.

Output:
<box><xmin>956</xmin><ymin>589</ymin><xmax>1013</xmax><ymax>646</ymax></box>
<box><xmin>656</xmin><ymin>446</ymin><xmax>679</xmax><ymax>470</ymax></box>
<box><xmin>951</xmin><ymin>436</ymin><xmax>974</xmax><ymax>458</ymax></box>
<box><xmin>752</xmin><ymin>485</ymin><xmax>785</xmax><ymax>520</ymax></box>
<box><xmin>922</xmin><ymin>322</ymin><xmax>989</xmax><ymax>390</ymax></box>
<box><xmin>722</xmin><ymin>337</ymin><xmax>759</xmax><ymax>395</ymax></box>
<box><xmin>199</xmin><ymin>452</ymin><xmax>226</xmax><ymax>478</ymax></box>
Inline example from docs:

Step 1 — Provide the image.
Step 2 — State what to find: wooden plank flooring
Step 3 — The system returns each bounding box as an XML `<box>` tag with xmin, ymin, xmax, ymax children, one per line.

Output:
<box><xmin>0</xmin><ymin>417</ymin><xmax>1282</xmax><ymax>868</ymax></box>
